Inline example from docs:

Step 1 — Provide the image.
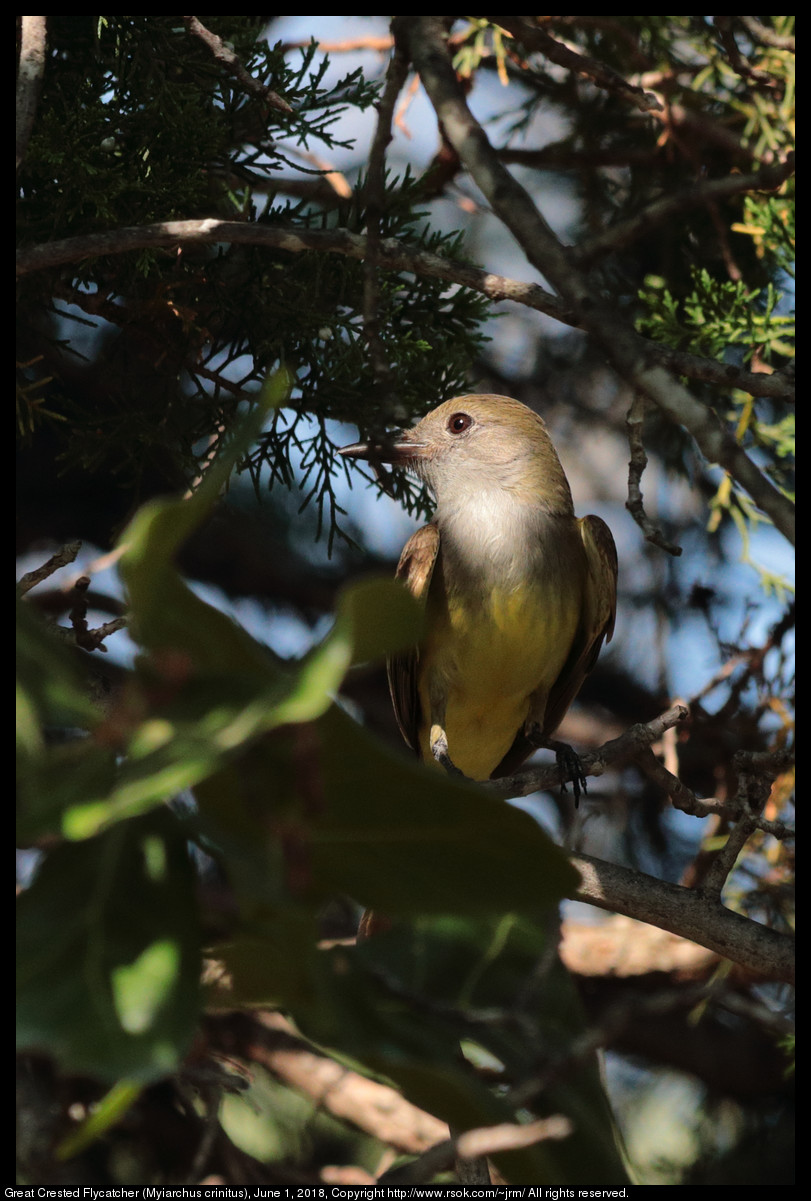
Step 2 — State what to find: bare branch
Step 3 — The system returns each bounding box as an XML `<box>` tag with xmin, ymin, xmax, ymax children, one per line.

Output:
<box><xmin>65</xmin><ymin>576</ymin><xmax>127</xmax><ymax>652</ymax></box>
<box><xmin>700</xmin><ymin>748</ymin><xmax>792</xmax><ymax>897</ymax></box>
<box><xmin>379</xmin><ymin>1116</ymin><xmax>571</xmax><ymax>1185</ymax></box>
<box><xmin>17</xmin><ymin>541</ymin><xmax>81</xmax><ymax>596</ymax></box>
<box><xmin>713</xmin><ymin>16</ymin><xmax>785</xmax><ymax>87</ymax></box>
<box><xmin>16</xmin><ymin>16</ymin><xmax>48</xmax><ymax>174</ymax></box>
<box><xmin>211</xmin><ymin>1010</ymin><xmax>449</xmax><ymax>1155</ymax></box>
<box><xmin>570</xmin><ymin>853</ymin><xmax>793</xmax><ymax>983</ymax></box>
<box><xmin>576</xmin><ymin>154</ymin><xmax>795</xmax><ymax>266</ymax></box>
<box><xmin>396</xmin><ymin>17</ymin><xmax>795</xmax><ymax>545</ymax></box>
<box><xmin>625</xmin><ymin>395</ymin><xmax>683</xmax><ymax>555</ymax></box>
<box><xmin>737</xmin><ymin>16</ymin><xmax>795</xmax><ymax>53</ymax></box>
<box><xmin>182</xmin><ymin>16</ymin><xmax>292</xmax><ymax>112</ymax></box>
<box><xmin>495</xmin><ymin>16</ymin><xmax>662</xmax><ymax>112</ymax></box>
<box><xmin>487</xmin><ymin>703</ymin><xmax>690</xmax><ymax>798</ymax></box>
<box><xmin>638</xmin><ymin>746</ymin><xmax>794</xmax><ymax>839</ymax></box>
<box><xmin>484</xmin><ymin>705</ymin><xmax>794</xmax><ymax>980</ymax></box>
<box><xmin>280</xmin><ymin>36</ymin><xmax>395</xmax><ymax>55</ymax></box>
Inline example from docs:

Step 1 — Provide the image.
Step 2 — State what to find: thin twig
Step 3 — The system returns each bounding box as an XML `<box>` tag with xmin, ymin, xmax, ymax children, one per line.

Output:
<box><xmin>625</xmin><ymin>394</ymin><xmax>683</xmax><ymax>555</ymax></box>
<box><xmin>637</xmin><ymin>746</ymin><xmax>794</xmax><ymax>839</ymax></box>
<box><xmin>280</xmin><ymin>36</ymin><xmax>395</xmax><ymax>55</ymax></box>
<box><xmin>66</xmin><ymin>577</ymin><xmax>127</xmax><ymax>652</ymax></box>
<box><xmin>361</xmin><ymin>35</ymin><xmax>410</xmax><ymax>412</ymax></box>
<box><xmin>713</xmin><ymin>16</ymin><xmax>784</xmax><ymax>88</ymax></box>
<box><xmin>487</xmin><ymin>703</ymin><xmax>690</xmax><ymax>799</ymax></box>
<box><xmin>576</xmin><ymin>154</ymin><xmax>794</xmax><ymax>265</ymax></box>
<box><xmin>495</xmin><ymin>17</ymin><xmax>662</xmax><ymax>113</ymax></box>
<box><xmin>737</xmin><ymin>16</ymin><xmax>794</xmax><ymax>53</ymax></box>
<box><xmin>182</xmin><ymin>16</ymin><xmax>292</xmax><ymax>112</ymax></box>
<box><xmin>18</xmin><ymin>541</ymin><xmax>82</xmax><ymax>596</ymax></box>
<box><xmin>701</xmin><ymin>748</ymin><xmax>792</xmax><ymax>896</ymax></box>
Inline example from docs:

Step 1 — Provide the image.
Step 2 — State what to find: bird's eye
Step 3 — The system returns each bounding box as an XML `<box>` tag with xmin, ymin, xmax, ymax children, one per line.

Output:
<box><xmin>447</xmin><ymin>412</ymin><xmax>473</xmax><ymax>434</ymax></box>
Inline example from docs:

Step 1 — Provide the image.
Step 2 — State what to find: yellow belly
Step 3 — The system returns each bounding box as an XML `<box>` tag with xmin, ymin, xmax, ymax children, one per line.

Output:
<box><xmin>418</xmin><ymin>584</ymin><xmax>580</xmax><ymax>780</ymax></box>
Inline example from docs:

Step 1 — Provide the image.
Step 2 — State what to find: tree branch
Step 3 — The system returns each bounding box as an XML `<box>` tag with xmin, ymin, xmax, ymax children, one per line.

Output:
<box><xmin>487</xmin><ymin>703</ymin><xmax>690</xmax><ymax>798</ymax></box>
<box><xmin>361</xmin><ymin>35</ymin><xmax>410</xmax><ymax>413</ymax></box>
<box><xmin>396</xmin><ymin>16</ymin><xmax>795</xmax><ymax>546</ymax></box>
<box><xmin>210</xmin><ymin>1010</ymin><xmax>449</xmax><ymax>1155</ymax></box>
<box><xmin>737</xmin><ymin>16</ymin><xmax>795</xmax><ymax>53</ymax></box>
<box><xmin>379</xmin><ymin>1116</ymin><xmax>571</xmax><ymax>1185</ymax></box>
<box><xmin>16</xmin><ymin>16</ymin><xmax>47</xmax><ymax>174</ymax></box>
<box><xmin>486</xmin><ymin>706</ymin><xmax>793</xmax><ymax>982</ymax></box>
<box><xmin>570</xmin><ymin>853</ymin><xmax>793</xmax><ymax>983</ymax></box>
<box><xmin>575</xmin><ymin>154</ymin><xmax>795</xmax><ymax>265</ymax></box>
<box><xmin>17</xmin><ymin>540</ymin><xmax>81</xmax><ymax>596</ymax></box>
<box><xmin>495</xmin><ymin>16</ymin><xmax>662</xmax><ymax>112</ymax></box>
<box><xmin>637</xmin><ymin>745</ymin><xmax>795</xmax><ymax>839</ymax></box>
<box><xmin>625</xmin><ymin>395</ymin><xmax>683</xmax><ymax>555</ymax></box>
<box><xmin>15</xmin><ymin>220</ymin><xmax>793</xmax><ymax>403</ymax></box>
<box><xmin>182</xmin><ymin>16</ymin><xmax>292</xmax><ymax>113</ymax></box>
<box><xmin>713</xmin><ymin>16</ymin><xmax>784</xmax><ymax>88</ymax></box>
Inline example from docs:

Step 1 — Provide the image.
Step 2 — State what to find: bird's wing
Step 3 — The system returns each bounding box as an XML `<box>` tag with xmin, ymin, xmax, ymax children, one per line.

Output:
<box><xmin>542</xmin><ymin>513</ymin><xmax>618</xmax><ymax>737</ymax></box>
<box><xmin>386</xmin><ymin>522</ymin><xmax>440</xmax><ymax>754</ymax></box>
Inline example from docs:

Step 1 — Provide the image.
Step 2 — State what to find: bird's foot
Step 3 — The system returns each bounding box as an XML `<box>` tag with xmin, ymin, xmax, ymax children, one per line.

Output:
<box><xmin>525</xmin><ymin>726</ymin><xmax>588</xmax><ymax>807</ymax></box>
<box><xmin>547</xmin><ymin>738</ymin><xmax>588</xmax><ymax>808</ymax></box>
<box><xmin>429</xmin><ymin>724</ymin><xmax>467</xmax><ymax>778</ymax></box>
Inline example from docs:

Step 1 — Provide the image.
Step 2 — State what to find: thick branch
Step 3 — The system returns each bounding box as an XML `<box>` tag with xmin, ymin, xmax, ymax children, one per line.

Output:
<box><xmin>397</xmin><ymin>17</ymin><xmax>795</xmax><ymax>545</ymax></box>
<box><xmin>570</xmin><ymin>853</ymin><xmax>793</xmax><ymax>983</ymax></box>
<box><xmin>211</xmin><ymin>1010</ymin><xmax>448</xmax><ymax>1154</ymax></box>
<box><xmin>16</xmin><ymin>16</ymin><xmax>47</xmax><ymax>174</ymax></box>
<box><xmin>15</xmin><ymin>220</ymin><xmax>792</xmax><ymax>402</ymax></box>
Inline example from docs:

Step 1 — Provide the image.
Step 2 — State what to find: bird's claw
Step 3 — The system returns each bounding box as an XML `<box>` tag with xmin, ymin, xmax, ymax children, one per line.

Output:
<box><xmin>547</xmin><ymin>739</ymin><xmax>588</xmax><ymax>807</ymax></box>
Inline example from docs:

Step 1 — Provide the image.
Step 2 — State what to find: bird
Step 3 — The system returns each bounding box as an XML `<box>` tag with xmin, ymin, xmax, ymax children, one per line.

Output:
<box><xmin>338</xmin><ymin>394</ymin><xmax>617</xmax><ymax>798</ymax></box>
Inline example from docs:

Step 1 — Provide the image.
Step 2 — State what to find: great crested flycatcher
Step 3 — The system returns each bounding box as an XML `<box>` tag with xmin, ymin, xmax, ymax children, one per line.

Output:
<box><xmin>339</xmin><ymin>394</ymin><xmax>617</xmax><ymax>791</ymax></box>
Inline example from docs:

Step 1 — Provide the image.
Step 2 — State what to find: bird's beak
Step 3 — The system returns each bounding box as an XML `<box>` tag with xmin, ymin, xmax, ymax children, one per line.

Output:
<box><xmin>338</xmin><ymin>430</ymin><xmax>427</xmax><ymax>465</ymax></box>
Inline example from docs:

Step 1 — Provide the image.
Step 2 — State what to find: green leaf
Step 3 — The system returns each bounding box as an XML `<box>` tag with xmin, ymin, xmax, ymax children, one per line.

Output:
<box><xmin>334</xmin><ymin>576</ymin><xmax>424</xmax><ymax>667</ymax></box>
<box><xmin>59</xmin><ymin>574</ymin><xmax>420</xmax><ymax>840</ymax></box>
<box><xmin>308</xmin><ymin>704</ymin><xmax>579</xmax><ymax>915</ymax></box>
<box><xmin>119</xmin><ymin>381</ymin><xmax>286</xmax><ymax>670</ymax></box>
<box><xmin>346</xmin><ymin>916</ymin><xmax>627</xmax><ymax>1184</ymax></box>
<box><xmin>17</xmin><ymin>810</ymin><xmax>201</xmax><ymax>1083</ymax></box>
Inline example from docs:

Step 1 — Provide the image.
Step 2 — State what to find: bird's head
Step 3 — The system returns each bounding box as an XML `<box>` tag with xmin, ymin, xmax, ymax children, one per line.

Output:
<box><xmin>339</xmin><ymin>394</ymin><xmax>573</xmax><ymax>515</ymax></box>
